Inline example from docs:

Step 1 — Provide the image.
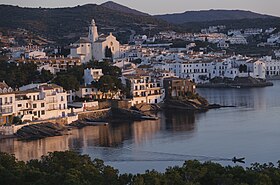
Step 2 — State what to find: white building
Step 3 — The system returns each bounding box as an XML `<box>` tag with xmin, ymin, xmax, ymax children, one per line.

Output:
<box><xmin>69</xmin><ymin>38</ymin><xmax>92</xmax><ymax>64</ymax></box>
<box><xmin>217</xmin><ymin>41</ymin><xmax>229</xmax><ymax>49</ymax></box>
<box><xmin>92</xmin><ymin>33</ymin><xmax>120</xmax><ymax>61</ymax></box>
<box><xmin>228</xmin><ymin>29</ymin><xmax>242</xmax><ymax>36</ymax></box>
<box><xmin>16</xmin><ymin>84</ymin><xmax>69</xmax><ymax>121</ymax></box>
<box><xmin>228</xmin><ymin>35</ymin><xmax>248</xmax><ymax>45</ymax></box>
<box><xmin>0</xmin><ymin>82</ymin><xmax>15</xmax><ymax>125</ymax></box>
<box><xmin>262</xmin><ymin>56</ymin><xmax>280</xmax><ymax>76</ymax></box>
<box><xmin>84</xmin><ymin>68</ymin><xmax>104</xmax><ymax>85</ymax></box>
<box><xmin>70</xmin><ymin>19</ymin><xmax>120</xmax><ymax>62</ymax></box>
<box><xmin>274</xmin><ymin>50</ymin><xmax>280</xmax><ymax>58</ymax></box>
<box><xmin>123</xmin><ymin>74</ymin><xmax>165</xmax><ymax>105</ymax></box>
<box><xmin>244</xmin><ymin>28</ymin><xmax>262</xmax><ymax>36</ymax></box>
<box><xmin>247</xmin><ymin>60</ymin><xmax>266</xmax><ymax>79</ymax></box>
<box><xmin>25</xmin><ymin>50</ymin><xmax>46</xmax><ymax>59</ymax></box>
<box><xmin>267</xmin><ymin>33</ymin><xmax>280</xmax><ymax>44</ymax></box>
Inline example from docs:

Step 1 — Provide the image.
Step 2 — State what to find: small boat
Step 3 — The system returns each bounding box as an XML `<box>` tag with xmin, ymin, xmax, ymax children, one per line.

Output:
<box><xmin>140</xmin><ymin>115</ymin><xmax>158</xmax><ymax>120</ymax></box>
<box><xmin>232</xmin><ymin>157</ymin><xmax>245</xmax><ymax>163</ymax></box>
<box><xmin>80</xmin><ymin>121</ymin><xmax>109</xmax><ymax>126</ymax></box>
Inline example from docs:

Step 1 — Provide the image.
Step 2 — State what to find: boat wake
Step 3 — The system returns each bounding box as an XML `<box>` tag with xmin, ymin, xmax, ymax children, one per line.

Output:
<box><xmin>91</xmin><ymin>146</ymin><xmax>232</xmax><ymax>162</ymax></box>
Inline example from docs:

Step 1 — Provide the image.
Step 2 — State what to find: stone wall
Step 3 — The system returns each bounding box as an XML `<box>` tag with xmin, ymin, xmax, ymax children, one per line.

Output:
<box><xmin>111</xmin><ymin>100</ymin><xmax>132</xmax><ymax>109</ymax></box>
<box><xmin>78</xmin><ymin>108</ymin><xmax>111</xmax><ymax>120</ymax></box>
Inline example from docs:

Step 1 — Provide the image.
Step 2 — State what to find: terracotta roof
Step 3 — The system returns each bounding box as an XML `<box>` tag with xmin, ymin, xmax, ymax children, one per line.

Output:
<box><xmin>74</xmin><ymin>37</ymin><xmax>91</xmax><ymax>44</ymax></box>
<box><xmin>0</xmin><ymin>82</ymin><xmax>9</xmax><ymax>89</ymax></box>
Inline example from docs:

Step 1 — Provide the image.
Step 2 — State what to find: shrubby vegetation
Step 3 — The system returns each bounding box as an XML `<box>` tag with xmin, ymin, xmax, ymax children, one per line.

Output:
<box><xmin>0</xmin><ymin>4</ymin><xmax>171</xmax><ymax>45</ymax></box>
<box><xmin>0</xmin><ymin>59</ymin><xmax>122</xmax><ymax>93</ymax></box>
<box><xmin>54</xmin><ymin>60</ymin><xmax>122</xmax><ymax>91</ymax></box>
<box><xmin>0</xmin><ymin>60</ymin><xmax>53</xmax><ymax>88</ymax></box>
<box><xmin>1</xmin><ymin>151</ymin><xmax>280</xmax><ymax>185</ymax></box>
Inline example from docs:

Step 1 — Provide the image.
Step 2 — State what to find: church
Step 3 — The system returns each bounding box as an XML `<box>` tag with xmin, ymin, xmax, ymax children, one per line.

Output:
<box><xmin>69</xmin><ymin>19</ymin><xmax>120</xmax><ymax>63</ymax></box>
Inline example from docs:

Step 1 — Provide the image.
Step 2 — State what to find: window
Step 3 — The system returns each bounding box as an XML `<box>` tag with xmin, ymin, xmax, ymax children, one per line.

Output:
<box><xmin>37</xmin><ymin>95</ymin><xmax>40</xmax><ymax>100</ymax></box>
<box><xmin>33</xmin><ymin>104</ymin><xmax>37</xmax><ymax>108</ymax></box>
<box><xmin>41</xmin><ymin>103</ymin><xmax>45</xmax><ymax>108</ymax></box>
<box><xmin>18</xmin><ymin>104</ymin><xmax>22</xmax><ymax>107</ymax></box>
<box><xmin>10</xmin><ymin>97</ymin><xmax>12</xmax><ymax>103</ymax></box>
<box><xmin>41</xmin><ymin>110</ymin><xmax>45</xmax><ymax>115</ymax></box>
<box><xmin>61</xmin><ymin>96</ymin><xmax>64</xmax><ymax>101</ymax></box>
<box><xmin>26</xmin><ymin>103</ymin><xmax>29</xmax><ymax>108</ymax></box>
<box><xmin>33</xmin><ymin>111</ymin><xmax>37</xmax><ymax>116</ymax></box>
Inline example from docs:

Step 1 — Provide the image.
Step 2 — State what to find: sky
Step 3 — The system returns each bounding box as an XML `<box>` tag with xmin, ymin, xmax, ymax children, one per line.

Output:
<box><xmin>1</xmin><ymin>0</ymin><xmax>280</xmax><ymax>16</ymax></box>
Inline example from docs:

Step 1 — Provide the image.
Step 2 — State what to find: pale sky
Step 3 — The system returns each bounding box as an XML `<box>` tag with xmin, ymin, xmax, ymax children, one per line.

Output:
<box><xmin>1</xmin><ymin>0</ymin><xmax>280</xmax><ymax>16</ymax></box>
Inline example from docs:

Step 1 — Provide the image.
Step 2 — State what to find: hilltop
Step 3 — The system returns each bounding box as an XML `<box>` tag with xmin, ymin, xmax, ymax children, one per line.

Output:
<box><xmin>100</xmin><ymin>1</ymin><xmax>149</xmax><ymax>16</ymax></box>
<box><xmin>155</xmin><ymin>9</ymin><xmax>277</xmax><ymax>24</ymax></box>
<box><xmin>0</xmin><ymin>3</ymin><xmax>171</xmax><ymax>45</ymax></box>
<box><xmin>1</xmin><ymin>2</ymin><xmax>280</xmax><ymax>45</ymax></box>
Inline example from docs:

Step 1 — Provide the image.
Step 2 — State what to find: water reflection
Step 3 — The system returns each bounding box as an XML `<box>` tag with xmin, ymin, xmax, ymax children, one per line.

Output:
<box><xmin>197</xmin><ymin>88</ymin><xmax>267</xmax><ymax>110</ymax></box>
<box><xmin>0</xmin><ymin>110</ymin><xmax>198</xmax><ymax>162</ymax></box>
<box><xmin>163</xmin><ymin>110</ymin><xmax>196</xmax><ymax>132</ymax></box>
<box><xmin>1</xmin><ymin>81</ymin><xmax>280</xmax><ymax>173</ymax></box>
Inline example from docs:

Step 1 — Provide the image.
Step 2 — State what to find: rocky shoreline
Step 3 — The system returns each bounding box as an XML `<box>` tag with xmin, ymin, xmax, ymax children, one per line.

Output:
<box><xmin>15</xmin><ymin>122</ymin><xmax>66</xmax><ymax>140</ymax></box>
<box><xmin>9</xmin><ymin>107</ymin><xmax>159</xmax><ymax>140</ymax></box>
<box><xmin>4</xmin><ymin>92</ymin><xmax>235</xmax><ymax>141</ymax></box>
<box><xmin>197</xmin><ymin>77</ymin><xmax>273</xmax><ymax>88</ymax></box>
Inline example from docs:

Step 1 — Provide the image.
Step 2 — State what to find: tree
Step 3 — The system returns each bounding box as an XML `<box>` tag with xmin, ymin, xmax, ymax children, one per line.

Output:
<box><xmin>39</xmin><ymin>69</ymin><xmax>54</xmax><ymax>82</ymax></box>
<box><xmin>96</xmin><ymin>75</ymin><xmax>123</xmax><ymax>99</ymax></box>
<box><xmin>85</xmin><ymin>61</ymin><xmax>121</xmax><ymax>77</ymax></box>
<box><xmin>239</xmin><ymin>64</ymin><xmax>248</xmax><ymax>73</ymax></box>
<box><xmin>54</xmin><ymin>75</ymin><xmax>80</xmax><ymax>91</ymax></box>
<box><xmin>2</xmin><ymin>151</ymin><xmax>280</xmax><ymax>185</ymax></box>
<box><xmin>105</xmin><ymin>46</ymin><xmax>113</xmax><ymax>59</ymax></box>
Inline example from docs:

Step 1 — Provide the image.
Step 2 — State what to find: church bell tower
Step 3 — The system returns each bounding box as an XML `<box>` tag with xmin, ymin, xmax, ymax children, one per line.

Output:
<box><xmin>88</xmin><ymin>19</ymin><xmax>98</xmax><ymax>43</ymax></box>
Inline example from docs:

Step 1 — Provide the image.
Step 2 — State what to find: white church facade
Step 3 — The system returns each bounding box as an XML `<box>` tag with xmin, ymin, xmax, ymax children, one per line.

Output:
<box><xmin>69</xmin><ymin>19</ymin><xmax>120</xmax><ymax>63</ymax></box>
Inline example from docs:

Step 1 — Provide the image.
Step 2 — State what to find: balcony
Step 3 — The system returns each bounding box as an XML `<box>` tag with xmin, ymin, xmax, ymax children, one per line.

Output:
<box><xmin>0</xmin><ymin>102</ymin><xmax>13</xmax><ymax>107</ymax></box>
<box><xmin>0</xmin><ymin>107</ymin><xmax>13</xmax><ymax>115</ymax></box>
<box><xmin>48</xmin><ymin>100</ymin><xmax>58</xmax><ymax>104</ymax></box>
<box><xmin>147</xmin><ymin>92</ymin><xmax>162</xmax><ymax>96</ymax></box>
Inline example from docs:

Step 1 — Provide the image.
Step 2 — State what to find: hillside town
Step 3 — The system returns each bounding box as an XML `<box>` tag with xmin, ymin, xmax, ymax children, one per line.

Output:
<box><xmin>1</xmin><ymin>18</ymin><xmax>280</xmax><ymax>135</ymax></box>
<box><xmin>3</xmin><ymin>0</ymin><xmax>280</xmax><ymax>183</ymax></box>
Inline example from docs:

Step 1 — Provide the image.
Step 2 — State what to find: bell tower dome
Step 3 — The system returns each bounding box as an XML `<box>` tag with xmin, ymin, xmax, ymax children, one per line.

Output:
<box><xmin>88</xmin><ymin>19</ymin><xmax>98</xmax><ymax>43</ymax></box>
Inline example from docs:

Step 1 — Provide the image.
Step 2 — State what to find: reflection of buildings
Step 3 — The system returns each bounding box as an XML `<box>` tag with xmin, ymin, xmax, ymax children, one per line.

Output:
<box><xmin>162</xmin><ymin>110</ymin><xmax>196</xmax><ymax>132</ymax></box>
<box><xmin>0</xmin><ymin>136</ymin><xmax>70</xmax><ymax>161</ymax></box>
<box><xmin>132</xmin><ymin>120</ymin><xmax>161</xmax><ymax>145</ymax></box>
<box><xmin>0</xmin><ymin>111</ymin><xmax>199</xmax><ymax>161</ymax></box>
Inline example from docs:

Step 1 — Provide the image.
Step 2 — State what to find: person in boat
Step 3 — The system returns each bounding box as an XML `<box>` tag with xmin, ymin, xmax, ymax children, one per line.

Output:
<box><xmin>232</xmin><ymin>157</ymin><xmax>245</xmax><ymax>163</ymax></box>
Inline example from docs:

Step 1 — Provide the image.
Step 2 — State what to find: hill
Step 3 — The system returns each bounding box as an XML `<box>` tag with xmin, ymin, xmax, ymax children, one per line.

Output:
<box><xmin>100</xmin><ymin>1</ymin><xmax>149</xmax><ymax>16</ymax></box>
<box><xmin>0</xmin><ymin>4</ymin><xmax>171</xmax><ymax>45</ymax></box>
<box><xmin>156</xmin><ymin>10</ymin><xmax>277</xmax><ymax>24</ymax></box>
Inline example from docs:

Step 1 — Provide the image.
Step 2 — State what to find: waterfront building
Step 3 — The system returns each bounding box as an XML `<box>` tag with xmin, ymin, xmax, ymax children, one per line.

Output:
<box><xmin>0</xmin><ymin>82</ymin><xmax>15</xmax><ymax>125</ymax></box>
<box><xmin>15</xmin><ymin>84</ymin><xmax>68</xmax><ymax>122</ymax></box>
<box><xmin>163</xmin><ymin>77</ymin><xmax>196</xmax><ymax>99</ymax></box>
<box><xmin>262</xmin><ymin>56</ymin><xmax>280</xmax><ymax>76</ymax></box>
<box><xmin>123</xmin><ymin>73</ymin><xmax>165</xmax><ymax>105</ymax></box>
